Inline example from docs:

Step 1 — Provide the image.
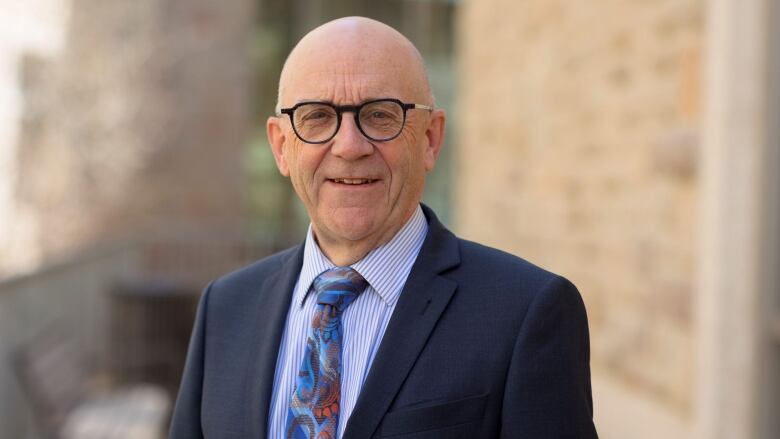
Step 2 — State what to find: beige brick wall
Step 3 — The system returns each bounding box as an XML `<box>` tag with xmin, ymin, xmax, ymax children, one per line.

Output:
<box><xmin>456</xmin><ymin>0</ymin><xmax>703</xmax><ymax>415</ymax></box>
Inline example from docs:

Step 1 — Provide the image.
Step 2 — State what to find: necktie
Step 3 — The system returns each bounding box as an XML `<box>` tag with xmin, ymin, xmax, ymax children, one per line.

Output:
<box><xmin>286</xmin><ymin>267</ymin><xmax>368</xmax><ymax>439</ymax></box>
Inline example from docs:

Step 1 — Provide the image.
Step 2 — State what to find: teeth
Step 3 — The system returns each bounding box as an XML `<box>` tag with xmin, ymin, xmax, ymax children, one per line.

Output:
<box><xmin>334</xmin><ymin>178</ymin><xmax>372</xmax><ymax>185</ymax></box>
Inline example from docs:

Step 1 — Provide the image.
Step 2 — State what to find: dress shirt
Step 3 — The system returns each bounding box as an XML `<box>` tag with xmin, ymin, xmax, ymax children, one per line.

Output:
<box><xmin>267</xmin><ymin>205</ymin><xmax>428</xmax><ymax>439</ymax></box>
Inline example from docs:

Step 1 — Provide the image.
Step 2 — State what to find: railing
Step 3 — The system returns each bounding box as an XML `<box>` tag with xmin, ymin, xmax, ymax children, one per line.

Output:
<box><xmin>0</xmin><ymin>233</ymin><xmax>280</xmax><ymax>439</ymax></box>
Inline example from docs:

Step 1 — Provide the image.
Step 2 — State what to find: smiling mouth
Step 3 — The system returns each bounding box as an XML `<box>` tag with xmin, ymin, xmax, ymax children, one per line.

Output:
<box><xmin>329</xmin><ymin>178</ymin><xmax>379</xmax><ymax>185</ymax></box>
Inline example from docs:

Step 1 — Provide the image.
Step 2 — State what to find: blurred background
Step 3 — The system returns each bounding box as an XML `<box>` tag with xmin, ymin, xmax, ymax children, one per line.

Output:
<box><xmin>0</xmin><ymin>0</ymin><xmax>777</xmax><ymax>438</ymax></box>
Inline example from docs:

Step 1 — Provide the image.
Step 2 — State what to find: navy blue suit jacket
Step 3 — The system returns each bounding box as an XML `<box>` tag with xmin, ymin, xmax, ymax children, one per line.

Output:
<box><xmin>170</xmin><ymin>205</ymin><xmax>598</xmax><ymax>438</ymax></box>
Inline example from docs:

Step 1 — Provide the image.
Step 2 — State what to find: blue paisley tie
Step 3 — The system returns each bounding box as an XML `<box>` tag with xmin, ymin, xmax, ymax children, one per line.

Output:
<box><xmin>286</xmin><ymin>267</ymin><xmax>368</xmax><ymax>439</ymax></box>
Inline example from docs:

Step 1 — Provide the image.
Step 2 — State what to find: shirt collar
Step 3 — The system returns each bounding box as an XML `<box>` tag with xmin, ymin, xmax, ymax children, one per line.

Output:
<box><xmin>295</xmin><ymin>204</ymin><xmax>428</xmax><ymax>308</ymax></box>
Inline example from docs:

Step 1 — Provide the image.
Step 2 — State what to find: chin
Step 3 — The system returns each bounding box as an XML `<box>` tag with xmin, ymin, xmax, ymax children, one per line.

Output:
<box><xmin>325</xmin><ymin>208</ymin><xmax>383</xmax><ymax>242</ymax></box>
<box><xmin>332</xmin><ymin>217</ymin><xmax>377</xmax><ymax>241</ymax></box>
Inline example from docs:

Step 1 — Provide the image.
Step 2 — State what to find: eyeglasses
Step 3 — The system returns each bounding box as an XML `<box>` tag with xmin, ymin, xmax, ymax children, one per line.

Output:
<box><xmin>278</xmin><ymin>98</ymin><xmax>433</xmax><ymax>144</ymax></box>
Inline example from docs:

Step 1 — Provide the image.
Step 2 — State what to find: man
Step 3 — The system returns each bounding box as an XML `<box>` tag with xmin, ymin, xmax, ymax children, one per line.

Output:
<box><xmin>170</xmin><ymin>16</ymin><xmax>597</xmax><ymax>439</ymax></box>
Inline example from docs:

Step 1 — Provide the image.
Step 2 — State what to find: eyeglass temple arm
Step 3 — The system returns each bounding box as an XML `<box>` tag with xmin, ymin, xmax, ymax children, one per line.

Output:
<box><xmin>407</xmin><ymin>103</ymin><xmax>434</xmax><ymax>111</ymax></box>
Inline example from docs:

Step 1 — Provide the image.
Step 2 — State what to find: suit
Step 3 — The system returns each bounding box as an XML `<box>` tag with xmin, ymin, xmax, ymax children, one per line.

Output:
<box><xmin>170</xmin><ymin>205</ymin><xmax>598</xmax><ymax>438</ymax></box>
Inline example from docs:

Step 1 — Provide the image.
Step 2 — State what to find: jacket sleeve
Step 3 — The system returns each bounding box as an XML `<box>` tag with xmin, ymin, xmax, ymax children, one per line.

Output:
<box><xmin>169</xmin><ymin>281</ymin><xmax>213</xmax><ymax>439</ymax></box>
<box><xmin>501</xmin><ymin>276</ymin><xmax>598</xmax><ymax>438</ymax></box>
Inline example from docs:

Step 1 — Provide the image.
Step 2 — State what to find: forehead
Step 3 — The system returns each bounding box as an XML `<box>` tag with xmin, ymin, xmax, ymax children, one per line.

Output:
<box><xmin>280</xmin><ymin>32</ymin><xmax>424</xmax><ymax>107</ymax></box>
<box><xmin>286</xmin><ymin>67</ymin><xmax>410</xmax><ymax>105</ymax></box>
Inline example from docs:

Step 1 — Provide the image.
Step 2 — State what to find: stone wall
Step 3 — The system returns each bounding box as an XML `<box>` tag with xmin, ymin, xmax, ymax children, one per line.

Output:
<box><xmin>1</xmin><ymin>0</ymin><xmax>254</xmax><ymax>276</ymax></box>
<box><xmin>456</xmin><ymin>0</ymin><xmax>703</xmax><ymax>426</ymax></box>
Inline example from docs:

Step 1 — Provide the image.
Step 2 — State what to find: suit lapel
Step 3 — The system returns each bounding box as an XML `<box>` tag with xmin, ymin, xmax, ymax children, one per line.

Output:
<box><xmin>343</xmin><ymin>206</ymin><xmax>461</xmax><ymax>439</ymax></box>
<box><xmin>246</xmin><ymin>244</ymin><xmax>304</xmax><ymax>439</ymax></box>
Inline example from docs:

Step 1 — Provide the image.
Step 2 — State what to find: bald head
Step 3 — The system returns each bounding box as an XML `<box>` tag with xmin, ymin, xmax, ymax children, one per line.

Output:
<box><xmin>277</xmin><ymin>17</ymin><xmax>433</xmax><ymax>112</ymax></box>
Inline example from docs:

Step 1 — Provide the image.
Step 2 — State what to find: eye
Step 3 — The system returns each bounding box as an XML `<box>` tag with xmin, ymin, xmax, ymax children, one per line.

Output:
<box><xmin>302</xmin><ymin>110</ymin><xmax>331</xmax><ymax>121</ymax></box>
<box><xmin>370</xmin><ymin>111</ymin><xmax>389</xmax><ymax>119</ymax></box>
<box><xmin>295</xmin><ymin>103</ymin><xmax>336</xmax><ymax>122</ymax></box>
<box><xmin>361</xmin><ymin>101</ymin><xmax>403</xmax><ymax>125</ymax></box>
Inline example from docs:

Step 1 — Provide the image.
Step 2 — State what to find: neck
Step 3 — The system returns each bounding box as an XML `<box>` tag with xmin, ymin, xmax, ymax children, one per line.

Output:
<box><xmin>314</xmin><ymin>235</ymin><xmax>383</xmax><ymax>266</ymax></box>
<box><xmin>312</xmin><ymin>208</ymin><xmax>416</xmax><ymax>266</ymax></box>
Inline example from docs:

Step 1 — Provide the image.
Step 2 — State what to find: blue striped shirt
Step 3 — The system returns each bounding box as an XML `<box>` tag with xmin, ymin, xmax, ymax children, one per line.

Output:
<box><xmin>267</xmin><ymin>205</ymin><xmax>428</xmax><ymax>439</ymax></box>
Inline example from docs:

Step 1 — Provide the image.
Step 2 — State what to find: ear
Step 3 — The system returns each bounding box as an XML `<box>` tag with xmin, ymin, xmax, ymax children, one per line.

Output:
<box><xmin>423</xmin><ymin>109</ymin><xmax>446</xmax><ymax>172</ymax></box>
<box><xmin>267</xmin><ymin>116</ymin><xmax>290</xmax><ymax>177</ymax></box>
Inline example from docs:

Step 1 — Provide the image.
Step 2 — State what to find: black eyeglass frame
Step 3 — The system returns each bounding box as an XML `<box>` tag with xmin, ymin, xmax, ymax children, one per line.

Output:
<box><xmin>277</xmin><ymin>98</ymin><xmax>434</xmax><ymax>144</ymax></box>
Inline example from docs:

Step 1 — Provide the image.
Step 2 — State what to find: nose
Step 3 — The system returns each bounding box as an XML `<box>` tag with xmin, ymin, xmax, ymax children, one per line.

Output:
<box><xmin>330</xmin><ymin>112</ymin><xmax>373</xmax><ymax>160</ymax></box>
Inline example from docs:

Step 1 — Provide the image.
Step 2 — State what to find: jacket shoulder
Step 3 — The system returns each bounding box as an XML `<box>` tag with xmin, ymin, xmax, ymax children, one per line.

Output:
<box><xmin>455</xmin><ymin>238</ymin><xmax>561</xmax><ymax>288</ymax></box>
<box><xmin>208</xmin><ymin>244</ymin><xmax>301</xmax><ymax>295</ymax></box>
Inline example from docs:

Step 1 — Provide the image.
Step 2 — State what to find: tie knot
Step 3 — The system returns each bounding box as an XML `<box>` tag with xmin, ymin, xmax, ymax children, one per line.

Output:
<box><xmin>312</xmin><ymin>267</ymin><xmax>368</xmax><ymax>312</ymax></box>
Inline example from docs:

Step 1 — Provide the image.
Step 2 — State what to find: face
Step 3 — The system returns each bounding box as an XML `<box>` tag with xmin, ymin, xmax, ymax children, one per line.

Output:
<box><xmin>267</xmin><ymin>22</ymin><xmax>445</xmax><ymax>256</ymax></box>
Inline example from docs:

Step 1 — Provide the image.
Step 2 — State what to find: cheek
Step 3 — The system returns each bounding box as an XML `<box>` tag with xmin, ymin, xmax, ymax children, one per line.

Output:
<box><xmin>399</xmin><ymin>130</ymin><xmax>428</xmax><ymax>171</ymax></box>
<box><xmin>289</xmin><ymin>143</ymin><xmax>334</xmax><ymax>203</ymax></box>
<box><xmin>284</xmin><ymin>144</ymin><xmax>312</xmax><ymax>192</ymax></box>
<box><xmin>285</xmin><ymin>141</ymin><xmax>312</xmax><ymax>177</ymax></box>
<box><xmin>398</xmin><ymin>125</ymin><xmax>422</xmax><ymax>147</ymax></box>
<box><xmin>382</xmin><ymin>136</ymin><xmax>427</xmax><ymax>192</ymax></box>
